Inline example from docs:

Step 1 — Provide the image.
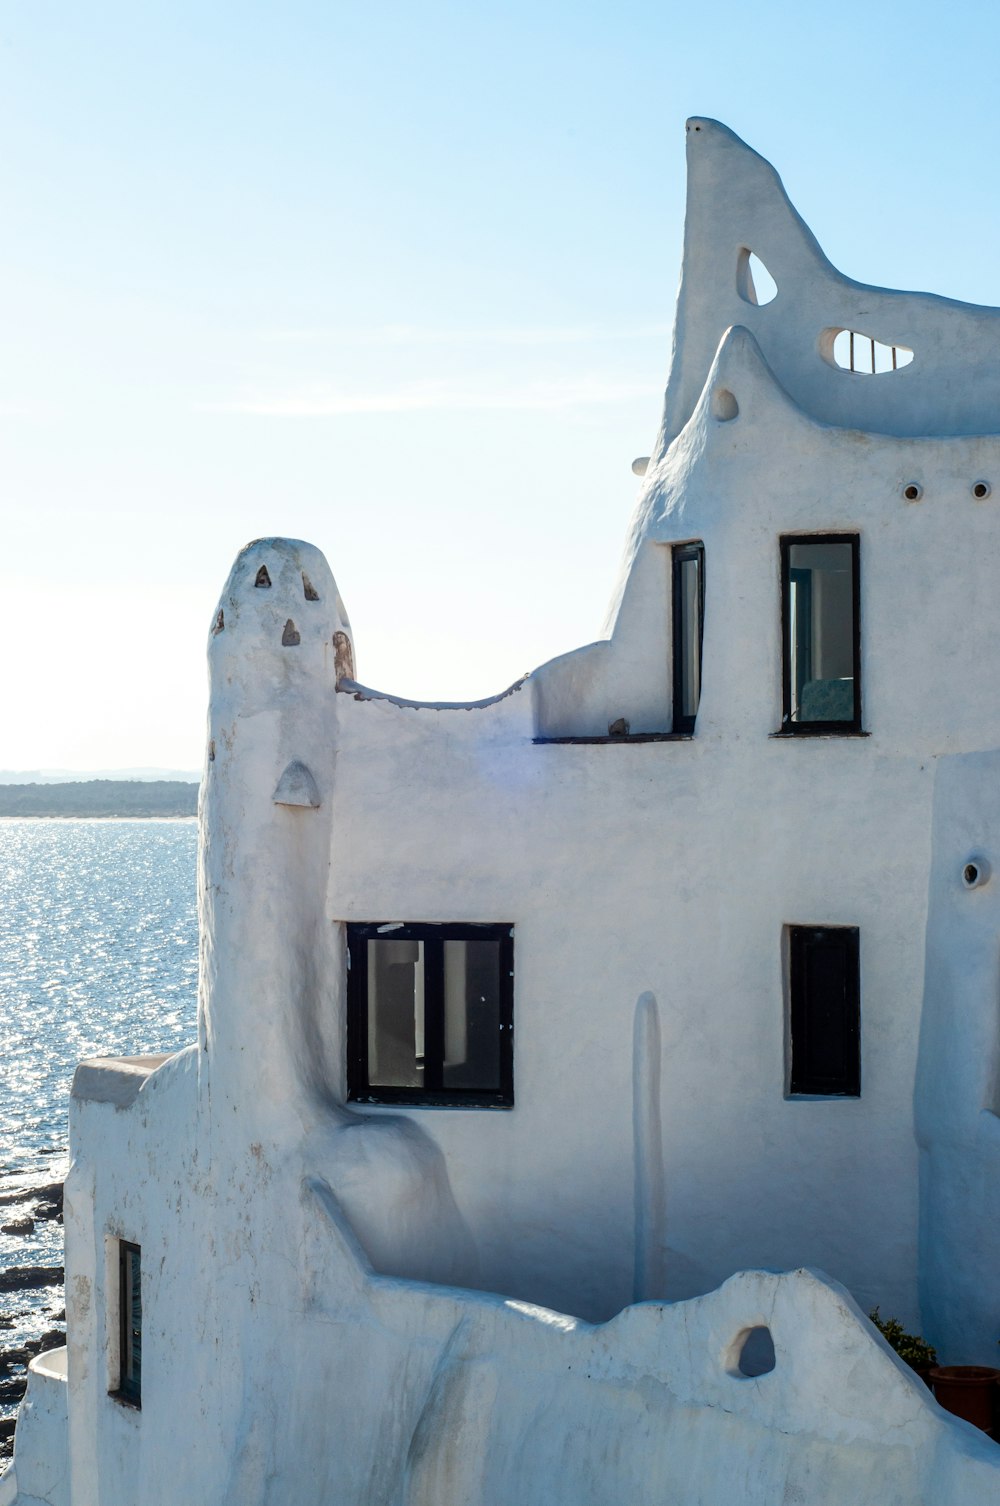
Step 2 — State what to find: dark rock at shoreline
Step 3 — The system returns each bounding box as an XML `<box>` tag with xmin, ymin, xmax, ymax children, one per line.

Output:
<box><xmin>0</xmin><ymin>1181</ymin><xmax>63</xmax><ymax>1213</ymax></box>
<box><xmin>0</xmin><ymin>1219</ymin><xmax>34</xmax><ymax>1236</ymax></box>
<box><xmin>0</xmin><ymin>1266</ymin><xmax>63</xmax><ymax>1294</ymax></box>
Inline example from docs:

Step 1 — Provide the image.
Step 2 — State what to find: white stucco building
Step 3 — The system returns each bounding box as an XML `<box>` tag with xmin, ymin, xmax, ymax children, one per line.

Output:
<box><xmin>6</xmin><ymin>118</ymin><xmax>1000</xmax><ymax>1504</ymax></box>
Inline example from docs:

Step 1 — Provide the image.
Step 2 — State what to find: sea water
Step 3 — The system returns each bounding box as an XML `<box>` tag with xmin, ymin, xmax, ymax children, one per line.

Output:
<box><xmin>0</xmin><ymin>819</ymin><xmax>198</xmax><ymax>1410</ymax></box>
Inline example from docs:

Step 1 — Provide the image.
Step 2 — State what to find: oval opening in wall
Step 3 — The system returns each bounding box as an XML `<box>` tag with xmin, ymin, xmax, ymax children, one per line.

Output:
<box><xmin>736</xmin><ymin>248</ymin><xmax>777</xmax><ymax>306</ymax></box>
<box><xmin>824</xmin><ymin>328</ymin><xmax>914</xmax><ymax>374</ymax></box>
<box><xmin>736</xmin><ymin>1326</ymin><xmax>776</xmax><ymax>1377</ymax></box>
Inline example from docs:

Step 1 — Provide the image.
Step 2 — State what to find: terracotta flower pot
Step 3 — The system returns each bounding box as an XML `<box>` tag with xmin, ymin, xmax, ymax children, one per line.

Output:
<box><xmin>929</xmin><ymin>1366</ymin><xmax>1000</xmax><ymax>1434</ymax></box>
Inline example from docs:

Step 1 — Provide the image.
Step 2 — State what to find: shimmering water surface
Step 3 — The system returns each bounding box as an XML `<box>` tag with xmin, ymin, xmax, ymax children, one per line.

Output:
<box><xmin>0</xmin><ymin>820</ymin><xmax>198</xmax><ymax>1400</ymax></box>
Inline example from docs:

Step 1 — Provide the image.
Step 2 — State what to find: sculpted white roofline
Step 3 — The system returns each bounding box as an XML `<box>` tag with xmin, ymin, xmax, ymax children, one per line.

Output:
<box><xmin>661</xmin><ymin>117</ymin><xmax>1000</xmax><ymax>446</ymax></box>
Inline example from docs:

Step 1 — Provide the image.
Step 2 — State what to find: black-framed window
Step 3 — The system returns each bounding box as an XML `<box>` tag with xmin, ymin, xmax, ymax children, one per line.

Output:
<box><xmin>347</xmin><ymin>923</ymin><xmax>514</xmax><ymax>1107</ymax></box>
<box><xmin>788</xmin><ymin>926</ymin><xmax>860</xmax><ymax>1096</ymax></box>
<box><xmin>672</xmin><ymin>542</ymin><xmax>705</xmax><ymax>734</ymax></box>
<box><xmin>113</xmin><ymin>1240</ymin><xmax>141</xmax><ymax>1407</ymax></box>
<box><xmin>780</xmin><ymin>534</ymin><xmax>861</xmax><ymax>733</ymax></box>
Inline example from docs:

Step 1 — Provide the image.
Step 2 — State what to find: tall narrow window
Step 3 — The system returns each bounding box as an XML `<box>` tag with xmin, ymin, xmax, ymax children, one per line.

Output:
<box><xmin>115</xmin><ymin>1240</ymin><xmax>142</xmax><ymax>1406</ymax></box>
<box><xmin>780</xmin><ymin>535</ymin><xmax>860</xmax><ymax>732</ymax></box>
<box><xmin>347</xmin><ymin>923</ymin><xmax>513</xmax><ymax>1107</ymax></box>
<box><xmin>672</xmin><ymin>542</ymin><xmax>704</xmax><ymax>733</ymax></box>
<box><xmin>788</xmin><ymin>926</ymin><xmax>860</xmax><ymax>1096</ymax></box>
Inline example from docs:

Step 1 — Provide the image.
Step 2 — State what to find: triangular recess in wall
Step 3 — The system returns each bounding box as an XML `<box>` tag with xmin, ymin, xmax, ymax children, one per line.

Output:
<box><xmin>272</xmin><ymin>760</ymin><xmax>321</xmax><ymax>809</ymax></box>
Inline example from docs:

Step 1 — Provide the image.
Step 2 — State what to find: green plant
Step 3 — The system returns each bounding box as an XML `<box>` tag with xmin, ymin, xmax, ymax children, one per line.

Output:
<box><xmin>869</xmin><ymin>1307</ymin><xmax>938</xmax><ymax>1372</ymax></box>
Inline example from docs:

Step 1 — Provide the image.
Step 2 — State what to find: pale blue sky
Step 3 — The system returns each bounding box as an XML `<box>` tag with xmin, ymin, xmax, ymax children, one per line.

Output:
<box><xmin>3</xmin><ymin>0</ymin><xmax>999</xmax><ymax>769</ymax></box>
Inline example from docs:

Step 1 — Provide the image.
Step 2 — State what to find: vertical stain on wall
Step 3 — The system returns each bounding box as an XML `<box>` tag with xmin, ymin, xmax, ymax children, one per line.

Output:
<box><xmin>633</xmin><ymin>990</ymin><xmax>666</xmax><ymax>1302</ymax></box>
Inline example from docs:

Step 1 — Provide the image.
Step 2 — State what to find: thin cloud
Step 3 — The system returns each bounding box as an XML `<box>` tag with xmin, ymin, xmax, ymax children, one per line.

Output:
<box><xmin>205</xmin><ymin>377</ymin><xmax>655</xmax><ymax>416</ymax></box>
<box><xmin>258</xmin><ymin>323</ymin><xmax>670</xmax><ymax>347</ymax></box>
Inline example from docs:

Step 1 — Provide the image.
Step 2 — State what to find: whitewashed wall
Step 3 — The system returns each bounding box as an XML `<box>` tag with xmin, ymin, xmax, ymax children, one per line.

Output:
<box><xmin>11</xmin><ymin>117</ymin><xmax>1000</xmax><ymax>1503</ymax></box>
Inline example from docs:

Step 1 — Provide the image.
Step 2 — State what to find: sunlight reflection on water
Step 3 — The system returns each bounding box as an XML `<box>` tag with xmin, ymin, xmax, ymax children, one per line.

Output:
<box><xmin>0</xmin><ymin>819</ymin><xmax>198</xmax><ymax>1395</ymax></box>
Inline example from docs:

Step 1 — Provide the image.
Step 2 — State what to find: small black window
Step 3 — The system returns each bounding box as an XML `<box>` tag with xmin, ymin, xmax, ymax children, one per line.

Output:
<box><xmin>788</xmin><ymin>926</ymin><xmax>860</xmax><ymax>1096</ymax></box>
<box><xmin>347</xmin><ymin>923</ymin><xmax>513</xmax><ymax>1107</ymax></box>
<box><xmin>780</xmin><ymin>535</ymin><xmax>861</xmax><ymax>732</ymax></box>
<box><xmin>672</xmin><ymin>542</ymin><xmax>705</xmax><ymax>733</ymax></box>
<box><xmin>114</xmin><ymin>1240</ymin><xmax>141</xmax><ymax>1407</ymax></box>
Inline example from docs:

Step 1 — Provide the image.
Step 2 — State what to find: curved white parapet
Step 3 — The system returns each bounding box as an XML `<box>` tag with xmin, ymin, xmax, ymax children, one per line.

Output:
<box><xmin>6</xmin><ymin>1348</ymin><xmax>69</xmax><ymax>1506</ymax></box>
<box><xmin>247</xmin><ymin>1180</ymin><xmax>1000</xmax><ymax>1505</ymax></box>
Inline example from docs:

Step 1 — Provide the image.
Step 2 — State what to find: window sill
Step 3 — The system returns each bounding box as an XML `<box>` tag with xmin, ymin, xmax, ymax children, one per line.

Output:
<box><xmin>349</xmin><ymin>1094</ymin><xmax>514</xmax><ymax>1111</ymax></box>
<box><xmin>786</xmin><ymin>1092</ymin><xmax>861</xmax><ymax>1102</ymax></box>
<box><xmin>770</xmin><ymin>728</ymin><xmax>869</xmax><ymax>739</ymax></box>
<box><xmin>533</xmin><ymin>733</ymin><xmax>692</xmax><ymax>745</ymax></box>
<box><xmin>108</xmin><ymin>1390</ymin><xmax>141</xmax><ymax>1411</ymax></box>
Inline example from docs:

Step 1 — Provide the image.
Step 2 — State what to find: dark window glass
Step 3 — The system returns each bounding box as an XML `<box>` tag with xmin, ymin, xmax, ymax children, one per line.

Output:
<box><xmin>672</xmin><ymin>543</ymin><xmax>705</xmax><ymax>733</ymax></box>
<box><xmin>788</xmin><ymin>926</ymin><xmax>860</xmax><ymax>1096</ymax></box>
<box><xmin>366</xmin><ymin>938</ymin><xmax>424</xmax><ymax>1087</ymax></box>
<box><xmin>781</xmin><ymin>535</ymin><xmax>860</xmax><ymax>732</ymax></box>
<box><xmin>115</xmin><ymin>1240</ymin><xmax>141</xmax><ymax>1406</ymax></box>
<box><xmin>348</xmin><ymin>923</ymin><xmax>513</xmax><ymax>1107</ymax></box>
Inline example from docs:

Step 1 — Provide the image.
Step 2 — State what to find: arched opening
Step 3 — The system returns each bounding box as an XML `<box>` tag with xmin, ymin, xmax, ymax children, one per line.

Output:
<box><xmin>825</xmin><ymin>329</ymin><xmax>913</xmax><ymax>374</ymax></box>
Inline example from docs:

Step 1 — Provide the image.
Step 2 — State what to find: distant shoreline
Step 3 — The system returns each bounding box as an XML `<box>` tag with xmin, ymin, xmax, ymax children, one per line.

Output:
<box><xmin>0</xmin><ymin>780</ymin><xmax>199</xmax><ymax>819</ymax></box>
<box><xmin>0</xmin><ymin>814</ymin><xmax>197</xmax><ymax>821</ymax></box>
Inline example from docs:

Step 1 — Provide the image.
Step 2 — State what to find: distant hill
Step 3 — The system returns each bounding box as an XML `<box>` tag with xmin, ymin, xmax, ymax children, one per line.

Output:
<box><xmin>0</xmin><ymin>781</ymin><xmax>199</xmax><ymax>818</ymax></box>
<box><xmin>0</xmin><ymin>767</ymin><xmax>200</xmax><ymax>785</ymax></box>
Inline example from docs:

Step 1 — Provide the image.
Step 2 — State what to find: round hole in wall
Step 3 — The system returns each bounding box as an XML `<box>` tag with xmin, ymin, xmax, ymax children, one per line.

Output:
<box><xmin>963</xmin><ymin>857</ymin><xmax>991</xmax><ymax>889</ymax></box>
<box><xmin>712</xmin><ymin>387</ymin><xmax>739</xmax><ymax>422</ymax></box>
<box><xmin>736</xmin><ymin>1326</ymin><xmax>776</xmax><ymax>1377</ymax></box>
<box><xmin>974</xmin><ymin>481</ymin><xmax>991</xmax><ymax>500</ymax></box>
<box><xmin>903</xmin><ymin>483</ymin><xmax>922</xmax><ymax>502</ymax></box>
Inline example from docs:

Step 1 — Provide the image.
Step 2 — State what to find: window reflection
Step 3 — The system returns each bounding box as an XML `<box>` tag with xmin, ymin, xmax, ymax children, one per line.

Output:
<box><xmin>783</xmin><ymin>538</ymin><xmax>858</xmax><ymax>729</ymax></box>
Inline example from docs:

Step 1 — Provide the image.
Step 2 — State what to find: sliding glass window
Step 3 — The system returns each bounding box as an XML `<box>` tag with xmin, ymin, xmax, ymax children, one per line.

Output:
<box><xmin>781</xmin><ymin>535</ymin><xmax>860</xmax><ymax>733</ymax></box>
<box><xmin>672</xmin><ymin>543</ymin><xmax>704</xmax><ymax>734</ymax></box>
<box><xmin>346</xmin><ymin>922</ymin><xmax>514</xmax><ymax>1108</ymax></box>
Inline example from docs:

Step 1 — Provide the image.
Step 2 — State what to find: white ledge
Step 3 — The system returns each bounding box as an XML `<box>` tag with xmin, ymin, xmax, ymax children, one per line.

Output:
<box><xmin>28</xmin><ymin>1345</ymin><xmax>67</xmax><ymax>1382</ymax></box>
<box><xmin>71</xmin><ymin>1054</ymin><xmax>173</xmax><ymax>1108</ymax></box>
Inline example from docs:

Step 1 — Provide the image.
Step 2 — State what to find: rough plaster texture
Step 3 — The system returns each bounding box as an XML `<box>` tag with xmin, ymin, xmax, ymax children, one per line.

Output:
<box><xmin>916</xmin><ymin>752</ymin><xmax>1000</xmax><ymax>1362</ymax></box>
<box><xmin>9</xmin><ymin>119</ymin><xmax>1000</xmax><ymax>1502</ymax></box>
<box><xmin>3</xmin><ymin>1349</ymin><xmax>68</xmax><ymax>1506</ymax></box>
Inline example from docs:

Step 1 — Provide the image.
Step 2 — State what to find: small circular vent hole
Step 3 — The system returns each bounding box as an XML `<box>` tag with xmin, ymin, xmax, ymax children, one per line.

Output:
<box><xmin>737</xmin><ymin>1326</ymin><xmax>776</xmax><ymax>1376</ymax></box>
<box><xmin>963</xmin><ymin>857</ymin><xmax>991</xmax><ymax>889</ymax></box>
<box><xmin>903</xmin><ymin>483</ymin><xmax>922</xmax><ymax>502</ymax></box>
<box><xmin>974</xmin><ymin>481</ymin><xmax>991</xmax><ymax>500</ymax></box>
